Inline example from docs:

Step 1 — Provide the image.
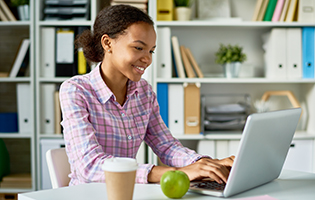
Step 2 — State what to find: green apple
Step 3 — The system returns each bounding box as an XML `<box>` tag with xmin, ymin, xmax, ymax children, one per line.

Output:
<box><xmin>160</xmin><ymin>170</ymin><xmax>190</xmax><ymax>199</ymax></box>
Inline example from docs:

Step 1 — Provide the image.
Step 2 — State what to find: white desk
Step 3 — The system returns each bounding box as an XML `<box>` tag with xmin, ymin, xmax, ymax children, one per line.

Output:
<box><xmin>19</xmin><ymin>170</ymin><xmax>315</xmax><ymax>200</ymax></box>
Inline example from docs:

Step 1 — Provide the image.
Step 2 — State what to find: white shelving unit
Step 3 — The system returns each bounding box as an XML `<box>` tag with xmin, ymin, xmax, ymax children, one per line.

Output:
<box><xmin>148</xmin><ymin>0</ymin><xmax>315</xmax><ymax>172</ymax></box>
<box><xmin>0</xmin><ymin>0</ymin><xmax>36</xmax><ymax>194</ymax></box>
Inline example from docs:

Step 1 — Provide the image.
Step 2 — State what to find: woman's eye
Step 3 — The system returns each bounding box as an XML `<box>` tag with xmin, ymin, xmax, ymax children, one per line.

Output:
<box><xmin>135</xmin><ymin>47</ymin><xmax>143</xmax><ymax>51</ymax></box>
<box><xmin>150</xmin><ymin>50</ymin><xmax>155</xmax><ymax>54</ymax></box>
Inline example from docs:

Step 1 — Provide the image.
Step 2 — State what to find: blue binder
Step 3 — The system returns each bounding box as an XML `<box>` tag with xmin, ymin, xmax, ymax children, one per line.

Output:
<box><xmin>302</xmin><ymin>27</ymin><xmax>314</xmax><ymax>79</ymax></box>
<box><xmin>157</xmin><ymin>83</ymin><xmax>169</xmax><ymax>127</ymax></box>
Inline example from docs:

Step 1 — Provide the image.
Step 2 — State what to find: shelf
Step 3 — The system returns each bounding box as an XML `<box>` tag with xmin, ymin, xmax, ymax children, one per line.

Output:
<box><xmin>155</xmin><ymin>78</ymin><xmax>315</xmax><ymax>84</ymax></box>
<box><xmin>0</xmin><ymin>188</ymin><xmax>33</xmax><ymax>193</ymax></box>
<box><xmin>38</xmin><ymin>77</ymin><xmax>69</xmax><ymax>83</ymax></box>
<box><xmin>0</xmin><ymin>133</ymin><xmax>33</xmax><ymax>138</ymax></box>
<box><xmin>156</xmin><ymin>21</ymin><xmax>315</xmax><ymax>28</ymax></box>
<box><xmin>174</xmin><ymin>131</ymin><xmax>315</xmax><ymax>140</ymax></box>
<box><xmin>38</xmin><ymin>20</ymin><xmax>92</xmax><ymax>26</ymax></box>
<box><xmin>39</xmin><ymin>134</ymin><xmax>63</xmax><ymax>139</ymax></box>
<box><xmin>0</xmin><ymin>77</ymin><xmax>31</xmax><ymax>83</ymax></box>
<box><xmin>0</xmin><ymin>21</ymin><xmax>31</xmax><ymax>27</ymax></box>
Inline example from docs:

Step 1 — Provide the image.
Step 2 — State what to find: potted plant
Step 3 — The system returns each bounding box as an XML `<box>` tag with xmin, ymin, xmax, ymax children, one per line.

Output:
<box><xmin>10</xmin><ymin>0</ymin><xmax>29</xmax><ymax>21</ymax></box>
<box><xmin>174</xmin><ymin>0</ymin><xmax>192</xmax><ymax>21</ymax></box>
<box><xmin>215</xmin><ymin>44</ymin><xmax>247</xmax><ymax>78</ymax></box>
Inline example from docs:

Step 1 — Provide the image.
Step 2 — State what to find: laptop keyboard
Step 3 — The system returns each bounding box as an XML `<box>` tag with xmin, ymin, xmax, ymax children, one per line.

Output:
<box><xmin>190</xmin><ymin>181</ymin><xmax>226</xmax><ymax>191</ymax></box>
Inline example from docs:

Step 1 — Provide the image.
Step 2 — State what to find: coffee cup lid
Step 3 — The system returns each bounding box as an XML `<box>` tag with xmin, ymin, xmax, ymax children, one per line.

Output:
<box><xmin>102</xmin><ymin>157</ymin><xmax>138</xmax><ymax>172</ymax></box>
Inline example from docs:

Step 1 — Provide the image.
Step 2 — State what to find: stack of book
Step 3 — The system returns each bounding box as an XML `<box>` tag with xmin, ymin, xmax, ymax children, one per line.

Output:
<box><xmin>43</xmin><ymin>0</ymin><xmax>90</xmax><ymax>21</ymax></box>
<box><xmin>0</xmin><ymin>173</ymin><xmax>32</xmax><ymax>188</ymax></box>
<box><xmin>110</xmin><ymin>0</ymin><xmax>148</xmax><ymax>13</ymax></box>
<box><xmin>0</xmin><ymin>0</ymin><xmax>17</xmax><ymax>21</ymax></box>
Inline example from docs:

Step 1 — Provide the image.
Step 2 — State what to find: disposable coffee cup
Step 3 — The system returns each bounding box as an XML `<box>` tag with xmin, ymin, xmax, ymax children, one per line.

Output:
<box><xmin>102</xmin><ymin>157</ymin><xmax>138</xmax><ymax>200</ymax></box>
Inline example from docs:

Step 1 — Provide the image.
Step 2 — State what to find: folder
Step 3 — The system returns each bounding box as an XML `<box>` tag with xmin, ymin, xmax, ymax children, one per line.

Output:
<box><xmin>156</xmin><ymin>27</ymin><xmax>172</xmax><ymax>78</ymax></box>
<box><xmin>156</xmin><ymin>0</ymin><xmax>173</xmax><ymax>21</ymax></box>
<box><xmin>184</xmin><ymin>83</ymin><xmax>200</xmax><ymax>134</ymax></box>
<box><xmin>285</xmin><ymin>0</ymin><xmax>298</xmax><ymax>22</ymax></box>
<box><xmin>263</xmin><ymin>0</ymin><xmax>278</xmax><ymax>21</ymax></box>
<box><xmin>157</xmin><ymin>83</ymin><xmax>168</xmax><ymax>127</ymax></box>
<box><xmin>265</xmin><ymin>28</ymin><xmax>287</xmax><ymax>79</ymax></box>
<box><xmin>272</xmin><ymin>0</ymin><xmax>285</xmax><ymax>21</ymax></box>
<box><xmin>279</xmin><ymin>0</ymin><xmax>290</xmax><ymax>21</ymax></box>
<box><xmin>286</xmin><ymin>28</ymin><xmax>302</xmax><ymax>79</ymax></box>
<box><xmin>40</xmin><ymin>84</ymin><xmax>55</xmax><ymax>134</ymax></box>
<box><xmin>77</xmin><ymin>26</ymin><xmax>90</xmax><ymax>75</ymax></box>
<box><xmin>55</xmin><ymin>28</ymin><xmax>77</xmax><ymax>77</ymax></box>
<box><xmin>16</xmin><ymin>83</ymin><xmax>31</xmax><ymax>133</ymax></box>
<box><xmin>302</xmin><ymin>27</ymin><xmax>314</xmax><ymax>79</ymax></box>
<box><xmin>298</xmin><ymin>0</ymin><xmax>315</xmax><ymax>23</ymax></box>
<box><xmin>41</xmin><ymin>27</ymin><xmax>55</xmax><ymax>77</ymax></box>
<box><xmin>9</xmin><ymin>39</ymin><xmax>30</xmax><ymax>77</ymax></box>
<box><xmin>168</xmin><ymin>84</ymin><xmax>184</xmax><ymax>135</ymax></box>
<box><xmin>171</xmin><ymin>36</ymin><xmax>186</xmax><ymax>78</ymax></box>
<box><xmin>54</xmin><ymin>91</ymin><xmax>62</xmax><ymax>134</ymax></box>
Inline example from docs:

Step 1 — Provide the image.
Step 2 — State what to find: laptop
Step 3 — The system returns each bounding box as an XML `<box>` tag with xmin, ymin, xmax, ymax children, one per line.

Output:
<box><xmin>189</xmin><ymin>108</ymin><xmax>302</xmax><ymax>198</ymax></box>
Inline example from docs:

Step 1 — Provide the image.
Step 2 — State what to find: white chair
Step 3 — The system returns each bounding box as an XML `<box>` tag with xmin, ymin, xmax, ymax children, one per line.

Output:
<box><xmin>46</xmin><ymin>148</ymin><xmax>71</xmax><ymax>188</ymax></box>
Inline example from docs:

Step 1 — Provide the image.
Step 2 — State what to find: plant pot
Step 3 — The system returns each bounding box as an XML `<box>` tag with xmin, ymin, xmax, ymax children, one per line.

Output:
<box><xmin>17</xmin><ymin>5</ymin><xmax>29</xmax><ymax>21</ymax></box>
<box><xmin>174</xmin><ymin>7</ymin><xmax>191</xmax><ymax>21</ymax></box>
<box><xmin>223</xmin><ymin>62</ymin><xmax>241</xmax><ymax>78</ymax></box>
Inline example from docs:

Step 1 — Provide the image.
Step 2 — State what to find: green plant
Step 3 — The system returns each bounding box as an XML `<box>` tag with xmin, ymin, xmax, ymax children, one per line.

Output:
<box><xmin>174</xmin><ymin>0</ymin><xmax>191</xmax><ymax>7</ymax></box>
<box><xmin>215</xmin><ymin>44</ymin><xmax>247</xmax><ymax>64</ymax></box>
<box><xmin>10</xmin><ymin>0</ymin><xmax>29</xmax><ymax>6</ymax></box>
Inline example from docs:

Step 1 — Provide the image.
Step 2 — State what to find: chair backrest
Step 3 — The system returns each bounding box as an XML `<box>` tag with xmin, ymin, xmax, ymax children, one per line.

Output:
<box><xmin>46</xmin><ymin>148</ymin><xmax>71</xmax><ymax>189</ymax></box>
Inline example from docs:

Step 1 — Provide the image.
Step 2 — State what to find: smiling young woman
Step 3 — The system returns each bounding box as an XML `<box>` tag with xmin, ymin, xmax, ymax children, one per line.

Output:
<box><xmin>59</xmin><ymin>4</ymin><xmax>234</xmax><ymax>187</ymax></box>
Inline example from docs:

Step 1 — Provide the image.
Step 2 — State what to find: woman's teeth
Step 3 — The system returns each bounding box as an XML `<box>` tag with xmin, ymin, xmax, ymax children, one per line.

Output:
<box><xmin>135</xmin><ymin>66</ymin><xmax>144</xmax><ymax>71</ymax></box>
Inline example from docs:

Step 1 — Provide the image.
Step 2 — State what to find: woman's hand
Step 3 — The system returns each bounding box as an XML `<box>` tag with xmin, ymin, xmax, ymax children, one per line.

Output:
<box><xmin>177</xmin><ymin>156</ymin><xmax>235</xmax><ymax>184</ymax></box>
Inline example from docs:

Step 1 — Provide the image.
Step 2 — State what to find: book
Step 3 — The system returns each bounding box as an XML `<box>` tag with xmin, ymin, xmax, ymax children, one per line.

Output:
<box><xmin>171</xmin><ymin>36</ymin><xmax>186</xmax><ymax>78</ymax></box>
<box><xmin>272</xmin><ymin>0</ymin><xmax>285</xmax><ymax>21</ymax></box>
<box><xmin>0</xmin><ymin>72</ymin><xmax>9</xmax><ymax>77</ymax></box>
<box><xmin>263</xmin><ymin>0</ymin><xmax>278</xmax><ymax>21</ymax></box>
<box><xmin>54</xmin><ymin>91</ymin><xmax>62</xmax><ymax>134</ymax></box>
<box><xmin>257</xmin><ymin>0</ymin><xmax>270</xmax><ymax>21</ymax></box>
<box><xmin>279</xmin><ymin>0</ymin><xmax>290</xmax><ymax>21</ymax></box>
<box><xmin>0</xmin><ymin>4</ymin><xmax>8</xmax><ymax>21</ymax></box>
<box><xmin>185</xmin><ymin>47</ymin><xmax>204</xmax><ymax>78</ymax></box>
<box><xmin>0</xmin><ymin>0</ymin><xmax>16</xmax><ymax>21</ymax></box>
<box><xmin>9</xmin><ymin>39</ymin><xmax>30</xmax><ymax>78</ymax></box>
<box><xmin>285</xmin><ymin>0</ymin><xmax>298</xmax><ymax>22</ymax></box>
<box><xmin>180</xmin><ymin>45</ymin><xmax>195</xmax><ymax>78</ymax></box>
<box><xmin>252</xmin><ymin>0</ymin><xmax>265</xmax><ymax>21</ymax></box>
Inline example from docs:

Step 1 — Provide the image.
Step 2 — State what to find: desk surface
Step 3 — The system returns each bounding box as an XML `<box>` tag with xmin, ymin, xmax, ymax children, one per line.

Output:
<box><xmin>19</xmin><ymin>170</ymin><xmax>315</xmax><ymax>200</ymax></box>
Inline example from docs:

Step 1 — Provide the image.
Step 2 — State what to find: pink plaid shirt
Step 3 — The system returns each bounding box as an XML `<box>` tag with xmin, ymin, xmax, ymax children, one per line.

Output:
<box><xmin>59</xmin><ymin>64</ymin><xmax>204</xmax><ymax>185</ymax></box>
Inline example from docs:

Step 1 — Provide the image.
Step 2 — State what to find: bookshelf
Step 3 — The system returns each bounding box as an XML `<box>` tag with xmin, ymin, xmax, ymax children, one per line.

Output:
<box><xmin>0</xmin><ymin>0</ymin><xmax>35</xmax><ymax>194</ymax></box>
<box><xmin>148</xmin><ymin>0</ymin><xmax>315</xmax><ymax>173</ymax></box>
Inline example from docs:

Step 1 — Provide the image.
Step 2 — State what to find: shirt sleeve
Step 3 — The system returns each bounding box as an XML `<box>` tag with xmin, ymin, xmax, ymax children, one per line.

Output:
<box><xmin>144</xmin><ymin>91</ymin><xmax>210</xmax><ymax>169</ymax></box>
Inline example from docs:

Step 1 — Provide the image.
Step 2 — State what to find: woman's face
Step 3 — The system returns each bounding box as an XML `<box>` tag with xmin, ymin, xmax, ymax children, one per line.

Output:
<box><xmin>107</xmin><ymin>22</ymin><xmax>156</xmax><ymax>82</ymax></box>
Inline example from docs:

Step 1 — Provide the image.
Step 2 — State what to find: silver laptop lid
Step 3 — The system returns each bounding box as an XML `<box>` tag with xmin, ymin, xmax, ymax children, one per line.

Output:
<box><xmin>224</xmin><ymin>108</ymin><xmax>301</xmax><ymax>197</ymax></box>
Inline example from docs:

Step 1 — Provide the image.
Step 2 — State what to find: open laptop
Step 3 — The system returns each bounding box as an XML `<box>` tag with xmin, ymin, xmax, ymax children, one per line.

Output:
<box><xmin>189</xmin><ymin>108</ymin><xmax>302</xmax><ymax>198</ymax></box>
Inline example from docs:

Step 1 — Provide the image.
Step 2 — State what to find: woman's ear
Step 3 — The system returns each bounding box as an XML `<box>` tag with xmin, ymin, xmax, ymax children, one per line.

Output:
<box><xmin>101</xmin><ymin>34</ymin><xmax>112</xmax><ymax>52</ymax></box>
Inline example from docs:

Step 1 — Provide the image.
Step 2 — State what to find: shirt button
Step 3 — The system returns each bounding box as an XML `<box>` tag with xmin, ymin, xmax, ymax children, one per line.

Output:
<box><xmin>121</xmin><ymin>112</ymin><xmax>125</xmax><ymax>117</ymax></box>
<box><xmin>128</xmin><ymin>135</ymin><xmax>132</xmax><ymax>140</ymax></box>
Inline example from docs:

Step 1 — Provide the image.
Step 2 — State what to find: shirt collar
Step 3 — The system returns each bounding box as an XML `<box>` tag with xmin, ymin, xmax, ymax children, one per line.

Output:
<box><xmin>90</xmin><ymin>63</ymin><xmax>139</xmax><ymax>104</ymax></box>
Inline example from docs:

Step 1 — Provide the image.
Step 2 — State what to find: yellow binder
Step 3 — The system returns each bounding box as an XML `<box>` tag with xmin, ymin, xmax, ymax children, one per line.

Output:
<box><xmin>157</xmin><ymin>0</ymin><xmax>173</xmax><ymax>21</ymax></box>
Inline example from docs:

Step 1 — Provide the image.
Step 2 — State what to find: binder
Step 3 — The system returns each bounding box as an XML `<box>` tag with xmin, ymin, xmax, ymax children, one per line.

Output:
<box><xmin>77</xmin><ymin>26</ymin><xmax>90</xmax><ymax>75</ymax></box>
<box><xmin>54</xmin><ymin>91</ymin><xmax>62</xmax><ymax>134</ymax></box>
<box><xmin>272</xmin><ymin>0</ymin><xmax>285</xmax><ymax>21</ymax></box>
<box><xmin>156</xmin><ymin>27</ymin><xmax>172</xmax><ymax>78</ymax></box>
<box><xmin>41</xmin><ymin>27</ymin><xmax>55</xmax><ymax>77</ymax></box>
<box><xmin>157</xmin><ymin>83</ymin><xmax>168</xmax><ymax>127</ymax></box>
<box><xmin>298</xmin><ymin>0</ymin><xmax>315</xmax><ymax>23</ymax></box>
<box><xmin>265</xmin><ymin>28</ymin><xmax>287</xmax><ymax>79</ymax></box>
<box><xmin>286</xmin><ymin>28</ymin><xmax>302</xmax><ymax>79</ymax></box>
<box><xmin>55</xmin><ymin>28</ymin><xmax>77</xmax><ymax>77</ymax></box>
<box><xmin>302</xmin><ymin>27</ymin><xmax>314</xmax><ymax>79</ymax></box>
<box><xmin>16</xmin><ymin>84</ymin><xmax>31</xmax><ymax>133</ymax></box>
<box><xmin>9</xmin><ymin>39</ymin><xmax>30</xmax><ymax>77</ymax></box>
<box><xmin>263</xmin><ymin>0</ymin><xmax>278</xmax><ymax>21</ymax></box>
<box><xmin>168</xmin><ymin>84</ymin><xmax>184</xmax><ymax>135</ymax></box>
<box><xmin>184</xmin><ymin>83</ymin><xmax>200</xmax><ymax>134</ymax></box>
<box><xmin>171</xmin><ymin>36</ymin><xmax>186</xmax><ymax>78</ymax></box>
<box><xmin>156</xmin><ymin>0</ymin><xmax>173</xmax><ymax>21</ymax></box>
<box><xmin>40</xmin><ymin>84</ymin><xmax>55</xmax><ymax>134</ymax></box>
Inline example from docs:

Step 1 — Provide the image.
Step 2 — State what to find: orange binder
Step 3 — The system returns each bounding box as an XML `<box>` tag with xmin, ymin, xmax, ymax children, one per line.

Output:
<box><xmin>184</xmin><ymin>83</ymin><xmax>201</xmax><ymax>134</ymax></box>
<box><xmin>157</xmin><ymin>0</ymin><xmax>173</xmax><ymax>21</ymax></box>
